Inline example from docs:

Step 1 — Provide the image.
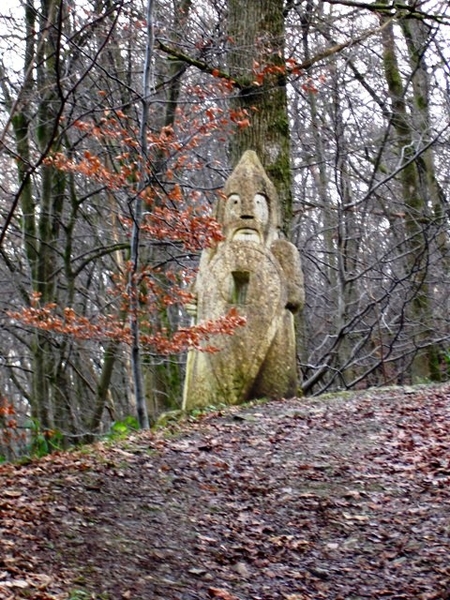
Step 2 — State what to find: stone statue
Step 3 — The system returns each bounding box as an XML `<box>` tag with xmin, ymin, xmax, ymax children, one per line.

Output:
<box><xmin>182</xmin><ymin>150</ymin><xmax>304</xmax><ymax>410</ymax></box>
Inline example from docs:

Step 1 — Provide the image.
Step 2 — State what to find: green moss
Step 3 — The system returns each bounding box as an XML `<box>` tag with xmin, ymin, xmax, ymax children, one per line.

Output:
<box><xmin>267</xmin><ymin>152</ymin><xmax>293</xmax><ymax>231</ymax></box>
<box><xmin>415</xmin><ymin>94</ymin><xmax>427</xmax><ymax>111</ymax></box>
<box><xmin>273</xmin><ymin>112</ymin><xmax>290</xmax><ymax>137</ymax></box>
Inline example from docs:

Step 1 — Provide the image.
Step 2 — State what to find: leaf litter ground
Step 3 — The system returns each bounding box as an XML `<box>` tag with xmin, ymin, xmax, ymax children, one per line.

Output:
<box><xmin>1</xmin><ymin>384</ymin><xmax>450</xmax><ymax>600</ymax></box>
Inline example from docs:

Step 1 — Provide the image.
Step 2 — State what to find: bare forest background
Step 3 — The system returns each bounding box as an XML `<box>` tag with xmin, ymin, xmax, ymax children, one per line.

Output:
<box><xmin>1</xmin><ymin>0</ymin><xmax>450</xmax><ymax>458</ymax></box>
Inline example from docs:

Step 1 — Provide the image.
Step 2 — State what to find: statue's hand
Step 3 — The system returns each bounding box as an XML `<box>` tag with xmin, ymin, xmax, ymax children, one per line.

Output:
<box><xmin>270</xmin><ymin>239</ymin><xmax>305</xmax><ymax>313</ymax></box>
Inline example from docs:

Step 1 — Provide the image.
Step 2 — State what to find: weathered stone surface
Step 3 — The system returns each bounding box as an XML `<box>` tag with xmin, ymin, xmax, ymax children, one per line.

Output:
<box><xmin>183</xmin><ymin>151</ymin><xmax>304</xmax><ymax>409</ymax></box>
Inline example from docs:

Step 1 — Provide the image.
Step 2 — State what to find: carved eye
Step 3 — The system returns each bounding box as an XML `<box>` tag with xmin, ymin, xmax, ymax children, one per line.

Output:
<box><xmin>225</xmin><ymin>194</ymin><xmax>241</xmax><ymax>222</ymax></box>
<box><xmin>253</xmin><ymin>193</ymin><xmax>269</xmax><ymax>223</ymax></box>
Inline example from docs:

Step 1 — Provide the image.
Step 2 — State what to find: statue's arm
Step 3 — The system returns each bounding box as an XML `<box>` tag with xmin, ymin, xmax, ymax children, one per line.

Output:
<box><xmin>270</xmin><ymin>239</ymin><xmax>305</xmax><ymax>313</ymax></box>
<box><xmin>184</xmin><ymin>247</ymin><xmax>215</xmax><ymax>321</ymax></box>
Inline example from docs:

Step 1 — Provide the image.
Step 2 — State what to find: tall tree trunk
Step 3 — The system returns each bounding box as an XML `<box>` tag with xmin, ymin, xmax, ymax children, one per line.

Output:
<box><xmin>129</xmin><ymin>0</ymin><xmax>155</xmax><ymax>429</ymax></box>
<box><xmin>144</xmin><ymin>0</ymin><xmax>192</xmax><ymax>417</ymax></box>
<box><xmin>380</xmin><ymin>15</ymin><xmax>439</xmax><ymax>381</ymax></box>
<box><xmin>9</xmin><ymin>0</ymin><xmax>67</xmax><ymax>431</ymax></box>
<box><xmin>399</xmin><ymin>15</ymin><xmax>448</xmax><ymax>266</ymax></box>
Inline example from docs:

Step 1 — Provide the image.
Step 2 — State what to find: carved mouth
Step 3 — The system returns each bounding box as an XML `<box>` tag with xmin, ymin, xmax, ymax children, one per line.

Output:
<box><xmin>232</xmin><ymin>228</ymin><xmax>261</xmax><ymax>242</ymax></box>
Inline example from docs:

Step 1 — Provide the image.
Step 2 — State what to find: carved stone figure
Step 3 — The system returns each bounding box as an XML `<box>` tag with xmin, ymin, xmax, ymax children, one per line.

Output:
<box><xmin>182</xmin><ymin>150</ymin><xmax>304</xmax><ymax>409</ymax></box>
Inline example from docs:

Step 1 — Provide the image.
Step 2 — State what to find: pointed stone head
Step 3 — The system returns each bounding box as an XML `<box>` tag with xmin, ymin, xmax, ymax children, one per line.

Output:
<box><xmin>215</xmin><ymin>151</ymin><xmax>281</xmax><ymax>244</ymax></box>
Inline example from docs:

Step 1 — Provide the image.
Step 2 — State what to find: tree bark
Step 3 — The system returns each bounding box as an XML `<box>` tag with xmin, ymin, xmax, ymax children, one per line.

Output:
<box><xmin>380</xmin><ymin>14</ymin><xmax>440</xmax><ymax>381</ymax></box>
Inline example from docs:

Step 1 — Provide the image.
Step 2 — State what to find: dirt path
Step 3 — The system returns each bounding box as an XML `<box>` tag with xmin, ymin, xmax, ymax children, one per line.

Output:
<box><xmin>1</xmin><ymin>384</ymin><xmax>450</xmax><ymax>599</ymax></box>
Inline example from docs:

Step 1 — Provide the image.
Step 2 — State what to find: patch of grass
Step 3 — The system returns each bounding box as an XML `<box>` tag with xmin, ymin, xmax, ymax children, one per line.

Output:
<box><xmin>106</xmin><ymin>416</ymin><xmax>139</xmax><ymax>440</ymax></box>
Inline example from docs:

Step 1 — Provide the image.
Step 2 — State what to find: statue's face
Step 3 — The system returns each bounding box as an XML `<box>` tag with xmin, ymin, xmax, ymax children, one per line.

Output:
<box><xmin>224</xmin><ymin>192</ymin><xmax>269</xmax><ymax>243</ymax></box>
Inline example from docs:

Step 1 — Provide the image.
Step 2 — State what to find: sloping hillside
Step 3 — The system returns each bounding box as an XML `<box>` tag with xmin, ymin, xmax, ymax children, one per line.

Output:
<box><xmin>1</xmin><ymin>384</ymin><xmax>450</xmax><ymax>600</ymax></box>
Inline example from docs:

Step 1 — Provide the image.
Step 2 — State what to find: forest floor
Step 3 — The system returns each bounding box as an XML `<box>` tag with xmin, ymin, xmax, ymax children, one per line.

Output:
<box><xmin>1</xmin><ymin>384</ymin><xmax>450</xmax><ymax>600</ymax></box>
